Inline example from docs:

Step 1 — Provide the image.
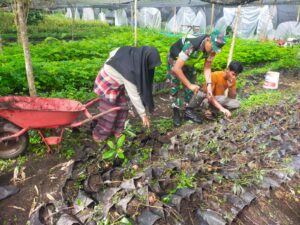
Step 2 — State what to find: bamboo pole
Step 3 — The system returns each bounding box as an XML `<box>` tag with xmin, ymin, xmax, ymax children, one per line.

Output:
<box><xmin>16</xmin><ymin>0</ymin><xmax>36</xmax><ymax>96</ymax></box>
<box><xmin>134</xmin><ymin>0</ymin><xmax>137</xmax><ymax>47</ymax></box>
<box><xmin>173</xmin><ymin>7</ymin><xmax>177</xmax><ymax>33</ymax></box>
<box><xmin>71</xmin><ymin>6</ymin><xmax>75</xmax><ymax>41</ymax></box>
<box><xmin>210</xmin><ymin>3</ymin><xmax>215</xmax><ymax>32</ymax></box>
<box><xmin>227</xmin><ymin>5</ymin><xmax>241</xmax><ymax>67</ymax></box>
<box><xmin>297</xmin><ymin>5</ymin><xmax>300</xmax><ymax>23</ymax></box>
<box><xmin>130</xmin><ymin>3</ymin><xmax>133</xmax><ymax>26</ymax></box>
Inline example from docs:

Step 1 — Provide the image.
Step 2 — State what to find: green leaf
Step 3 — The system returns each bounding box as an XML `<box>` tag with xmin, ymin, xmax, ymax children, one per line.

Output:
<box><xmin>117</xmin><ymin>134</ymin><xmax>126</xmax><ymax>148</ymax></box>
<box><xmin>107</xmin><ymin>140</ymin><xmax>115</xmax><ymax>149</ymax></box>
<box><xmin>102</xmin><ymin>150</ymin><xmax>115</xmax><ymax>160</ymax></box>
<box><xmin>120</xmin><ymin>217</ymin><xmax>132</xmax><ymax>225</ymax></box>
<box><xmin>117</xmin><ymin>150</ymin><xmax>125</xmax><ymax>159</ymax></box>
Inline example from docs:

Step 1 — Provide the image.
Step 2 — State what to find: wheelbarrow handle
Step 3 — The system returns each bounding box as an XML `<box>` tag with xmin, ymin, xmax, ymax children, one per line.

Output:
<box><xmin>70</xmin><ymin>106</ymin><xmax>127</xmax><ymax>128</ymax></box>
<box><xmin>82</xmin><ymin>98</ymin><xmax>100</xmax><ymax>119</ymax></box>
<box><xmin>84</xmin><ymin>98</ymin><xmax>100</xmax><ymax>108</ymax></box>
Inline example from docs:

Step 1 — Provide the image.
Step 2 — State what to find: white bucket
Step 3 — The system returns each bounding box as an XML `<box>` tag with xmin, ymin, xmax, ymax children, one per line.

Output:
<box><xmin>263</xmin><ymin>71</ymin><xmax>280</xmax><ymax>89</ymax></box>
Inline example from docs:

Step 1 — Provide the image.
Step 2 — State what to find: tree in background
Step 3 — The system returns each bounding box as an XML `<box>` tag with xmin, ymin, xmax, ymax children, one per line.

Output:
<box><xmin>13</xmin><ymin>0</ymin><xmax>36</xmax><ymax>96</ymax></box>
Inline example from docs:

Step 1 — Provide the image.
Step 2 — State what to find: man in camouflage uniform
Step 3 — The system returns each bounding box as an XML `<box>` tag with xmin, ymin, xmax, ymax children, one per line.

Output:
<box><xmin>167</xmin><ymin>30</ymin><xmax>226</xmax><ymax>127</ymax></box>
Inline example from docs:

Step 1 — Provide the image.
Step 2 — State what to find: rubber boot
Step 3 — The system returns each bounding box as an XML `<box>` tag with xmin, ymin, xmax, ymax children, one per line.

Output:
<box><xmin>173</xmin><ymin>108</ymin><xmax>181</xmax><ymax>127</ymax></box>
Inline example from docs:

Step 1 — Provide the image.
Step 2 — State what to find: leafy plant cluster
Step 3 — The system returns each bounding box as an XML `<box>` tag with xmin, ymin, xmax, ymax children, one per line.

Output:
<box><xmin>0</xmin><ymin>11</ymin><xmax>16</xmax><ymax>34</ymax></box>
<box><xmin>239</xmin><ymin>90</ymin><xmax>283</xmax><ymax>111</ymax></box>
<box><xmin>0</xmin><ymin>12</ymin><xmax>110</xmax><ymax>41</ymax></box>
<box><xmin>27</xmin><ymin>10</ymin><xmax>44</xmax><ymax>25</ymax></box>
<box><xmin>0</xmin><ymin>24</ymin><xmax>177</xmax><ymax>99</ymax></box>
<box><xmin>1</xmin><ymin>13</ymin><xmax>299</xmax><ymax>100</ymax></box>
<box><xmin>162</xmin><ymin>171</ymin><xmax>195</xmax><ymax>203</ymax></box>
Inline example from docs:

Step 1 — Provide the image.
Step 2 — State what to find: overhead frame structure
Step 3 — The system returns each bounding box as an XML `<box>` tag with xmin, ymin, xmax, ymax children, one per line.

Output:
<box><xmin>1</xmin><ymin>0</ymin><xmax>299</xmax><ymax>9</ymax></box>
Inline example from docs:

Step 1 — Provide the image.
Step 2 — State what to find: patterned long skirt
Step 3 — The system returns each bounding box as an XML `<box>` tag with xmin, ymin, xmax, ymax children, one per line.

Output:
<box><xmin>93</xmin><ymin>88</ymin><xmax>128</xmax><ymax>141</ymax></box>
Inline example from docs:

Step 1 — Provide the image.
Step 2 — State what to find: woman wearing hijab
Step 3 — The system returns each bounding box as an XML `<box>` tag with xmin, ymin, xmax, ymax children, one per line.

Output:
<box><xmin>93</xmin><ymin>46</ymin><xmax>161</xmax><ymax>142</ymax></box>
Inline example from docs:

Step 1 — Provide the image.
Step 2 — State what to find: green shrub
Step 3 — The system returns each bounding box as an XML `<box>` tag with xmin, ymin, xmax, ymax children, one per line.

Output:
<box><xmin>27</xmin><ymin>10</ymin><xmax>44</xmax><ymax>25</ymax></box>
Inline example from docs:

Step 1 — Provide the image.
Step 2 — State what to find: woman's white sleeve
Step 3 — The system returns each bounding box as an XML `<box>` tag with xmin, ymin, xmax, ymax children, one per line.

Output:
<box><xmin>123</xmin><ymin>79</ymin><xmax>146</xmax><ymax>118</ymax></box>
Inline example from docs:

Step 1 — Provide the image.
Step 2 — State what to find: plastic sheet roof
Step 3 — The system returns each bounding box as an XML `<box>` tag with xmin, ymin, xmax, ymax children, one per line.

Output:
<box><xmin>4</xmin><ymin>0</ymin><xmax>298</xmax><ymax>9</ymax></box>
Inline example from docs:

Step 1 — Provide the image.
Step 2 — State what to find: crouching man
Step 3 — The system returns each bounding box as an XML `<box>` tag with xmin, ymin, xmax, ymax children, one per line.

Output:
<box><xmin>190</xmin><ymin>61</ymin><xmax>243</xmax><ymax>118</ymax></box>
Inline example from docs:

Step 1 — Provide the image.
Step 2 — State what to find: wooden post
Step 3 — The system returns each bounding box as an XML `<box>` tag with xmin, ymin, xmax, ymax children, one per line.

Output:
<box><xmin>210</xmin><ymin>3</ymin><xmax>215</xmax><ymax>32</ymax></box>
<box><xmin>134</xmin><ymin>0</ymin><xmax>137</xmax><ymax>47</ymax></box>
<box><xmin>16</xmin><ymin>0</ymin><xmax>36</xmax><ymax>96</ymax></box>
<box><xmin>227</xmin><ymin>5</ymin><xmax>241</xmax><ymax>67</ymax></box>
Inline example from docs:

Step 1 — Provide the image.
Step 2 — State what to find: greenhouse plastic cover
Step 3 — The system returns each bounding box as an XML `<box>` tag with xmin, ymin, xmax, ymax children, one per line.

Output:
<box><xmin>237</xmin><ymin>6</ymin><xmax>262</xmax><ymax>39</ymax></box>
<box><xmin>256</xmin><ymin>5</ymin><xmax>277</xmax><ymax>40</ymax></box>
<box><xmin>138</xmin><ymin>7</ymin><xmax>162</xmax><ymax>29</ymax></box>
<box><xmin>275</xmin><ymin>21</ymin><xmax>300</xmax><ymax>40</ymax></box>
<box><xmin>99</xmin><ymin>12</ymin><xmax>107</xmax><ymax>22</ymax></box>
<box><xmin>82</xmin><ymin>8</ymin><xmax>95</xmax><ymax>20</ymax></box>
<box><xmin>213</xmin><ymin>5</ymin><xmax>299</xmax><ymax>40</ymax></box>
<box><xmin>193</xmin><ymin>8</ymin><xmax>206</xmax><ymax>33</ymax></box>
<box><xmin>114</xmin><ymin>9</ymin><xmax>128</xmax><ymax>26</ymax></box>
<box><xmin>65</xmin><ymin>8</ymin><xmax>80</xmax><ymax>19</ymax></box>
<box><xmin>166</xmin><ymin>7</ymin><xmax>200</xmax><ymax>33</ymax></box>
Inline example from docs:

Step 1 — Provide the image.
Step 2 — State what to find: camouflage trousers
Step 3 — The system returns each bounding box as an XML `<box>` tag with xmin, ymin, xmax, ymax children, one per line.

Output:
<box><xmin>166</xmin><ymin>55</ymin><xmax>196</xmax><ymax>110</ymax></box>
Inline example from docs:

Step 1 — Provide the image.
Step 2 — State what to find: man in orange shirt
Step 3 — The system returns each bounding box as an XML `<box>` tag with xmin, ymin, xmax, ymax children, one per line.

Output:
<box><xmin>210</xmin><ymin>60</ymin><xmax>243</xmax><ymax>109</ymax></box>
<box><xmin>189</xmin><ymin>61</ymin><xmax>243</xmax><ymax>118</ymax></box>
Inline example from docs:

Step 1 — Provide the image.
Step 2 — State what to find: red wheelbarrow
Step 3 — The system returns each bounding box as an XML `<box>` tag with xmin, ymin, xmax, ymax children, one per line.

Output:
<box><xmin>0</xmin><ymin>96</ymin><xmax>122</xmax><ymax>159</ymax></box>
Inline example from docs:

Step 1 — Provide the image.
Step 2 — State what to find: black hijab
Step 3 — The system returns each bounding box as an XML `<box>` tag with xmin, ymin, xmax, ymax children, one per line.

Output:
<box><xmin>106</xmin><ymin>46</ymin><xmax>161</xmax><ymax>113</ymax></box>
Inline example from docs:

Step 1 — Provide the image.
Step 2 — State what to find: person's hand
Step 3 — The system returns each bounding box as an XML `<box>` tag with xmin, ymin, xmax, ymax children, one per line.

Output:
<box><xmin>220</xmin><ymin>108</ymin><xmax>231</xmax><ymax>117</ymax></box>
<box><xmin>142</xmin><ymin>115</ymin><xmax>150</xmax><ymax>128</ymax></box>
<box><xmin>189</xmin><ymin>84</ymin><xmax>200</xmax><ymax>95</ymax></box>
<box><xmin>227</xmin><ymin>77</ymin><xmax>236</xmax><ymax>88</ymax></box>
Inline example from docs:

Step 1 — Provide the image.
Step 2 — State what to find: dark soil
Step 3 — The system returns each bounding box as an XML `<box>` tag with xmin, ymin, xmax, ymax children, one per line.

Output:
<box><xmin>0</xmin><ymin>72</ymin><xmax>299</xmax><ymax>225</ymax></box>
<box><xmin>0</xmin><ymin>154</ymin><xmax>66</xmax><ymax>225</ymax></box>
<box><xmin>233</xmin><ymin>178</ymin><xmax>300</xmax><ymax>225</ymax></box>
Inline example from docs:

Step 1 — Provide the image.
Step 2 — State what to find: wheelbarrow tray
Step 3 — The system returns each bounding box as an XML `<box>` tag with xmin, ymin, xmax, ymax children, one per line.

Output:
<box><xmin>0</xmin><ymin>96</ymin><xmax>85</xmax><ymax>129</ymax></box>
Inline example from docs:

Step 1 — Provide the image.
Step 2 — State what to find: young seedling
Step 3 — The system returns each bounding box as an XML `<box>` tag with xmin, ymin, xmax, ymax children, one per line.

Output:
<box><xmin>102</xmin><ymin>134</ymin><xmax>127</xmax><ymax>162</ymax></box>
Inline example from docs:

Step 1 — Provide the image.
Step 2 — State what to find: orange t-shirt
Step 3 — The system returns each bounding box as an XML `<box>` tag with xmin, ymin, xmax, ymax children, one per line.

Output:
<box><xmin>211</xmin><ymin>71</ymin><xmax>236</xmax><ymax>96</ymax></box>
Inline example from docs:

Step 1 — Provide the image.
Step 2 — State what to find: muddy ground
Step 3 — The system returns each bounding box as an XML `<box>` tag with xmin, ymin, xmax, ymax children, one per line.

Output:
<box><xmin>0</xmin><ymin>71</ymin><xmax>299</xmax><ymax>225</ymax></box>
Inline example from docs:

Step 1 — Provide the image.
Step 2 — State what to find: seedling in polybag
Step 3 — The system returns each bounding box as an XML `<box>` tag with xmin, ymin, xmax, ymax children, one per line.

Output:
<box><xmin>102</xmin><ymin>134</ymin><xmax>127</xmax><ymax>162</ymax></box>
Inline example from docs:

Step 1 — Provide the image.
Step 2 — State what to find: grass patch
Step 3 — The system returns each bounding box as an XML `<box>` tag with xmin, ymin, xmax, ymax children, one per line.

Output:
<box><xmin>239</xmin><ymin>90</ymin><xmax>283</xmax><ymax>111</ymax></box>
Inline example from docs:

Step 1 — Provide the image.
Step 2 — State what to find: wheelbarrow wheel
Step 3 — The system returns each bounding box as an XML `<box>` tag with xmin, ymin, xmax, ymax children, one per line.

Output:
<box><xmin>0</xmin><ymin>122</ymin><xmax>29</xmax><ymax>159</ymax></box>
